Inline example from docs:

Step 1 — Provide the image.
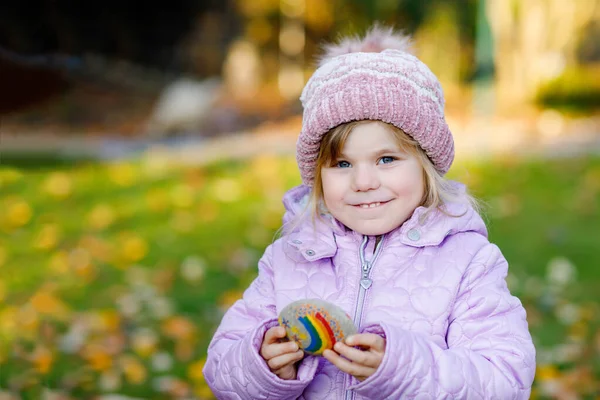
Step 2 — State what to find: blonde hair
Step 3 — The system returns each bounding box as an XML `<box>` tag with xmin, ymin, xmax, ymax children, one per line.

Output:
<box><xmin>283</xmin><ymin>120</ymin><xmax>480</xmax><ymax>236</ymax></box>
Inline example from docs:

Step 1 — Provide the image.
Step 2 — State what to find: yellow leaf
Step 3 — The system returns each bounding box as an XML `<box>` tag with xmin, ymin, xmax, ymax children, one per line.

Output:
<box><xmin>30</xmin><ymin>291</ymin><xmax>69</xmax><ymax>317</ymax></box>
<box><xmin>218</xmin><ymin>290</ymin><xmax>243</xmax><ymax>309</ymax></box>
<box><xmin>83</xmin><ymin>344</ymin><xmax>113</xmax><ymax>371</ymax></box>
<box><xmin>121</xmin><ymin>235</ymin><xmax>148</xmax><ymax>263</ymax></box>
<box><xmin>132</xmin><ymin>329</ymin><xmax>158</xmax><ymax>358</ymax></box>
<box><xmin>536</xmin><ymin>364</ymin><xmax>560</xmax><ymax>381</ymax></box>
<box><xmin>69</xmin><ymin>247</ymin><xmax>96</xmax><ymax>281</ymax></box>
<box><xmin>0</xmin><ymin>306</ymin><xmax>18</xmax><ymax>338</ymax></box>
<box><xmin>568</xmin><ymin>320</ymin><xmax>589</xmax><ymax>341</ymax></box>
<box><xmin>98</xmin><ymin>310</ymin><xmax>121</xmax><ymax>332</ymax></box>
<box><xmin>175</xmin><ymin>340</ymin><xmax>194</xmax><ymax>362</ymax></box>
<box><xmin>188</xmin><ymin>359</ymin><xmax>206</xmax><ymax>382</ymax></box>
<box><xmin>250</xmin><ymin>155</ymin><xmax>282</xmax><ymax>186</ymax></box>
<box><xmin>44</xmin><ymin>172</ymin><xmax>72</xmax><ymax>198</ymax></box>
<box><xmin>121</xmin><ymin>356</ymin><xmax>147</xmax><ymax>384</ymax></box>
<box><xmin>169</xmin><ymin>378</ymin><xmax>191</xmax><ymax>397</ymax></box>
<box><xmin>34</xmin><ymin>224</ymin><xmax>61</xmax><ymax>250</ymax></box>
<box><xmin>212</xmin><ymin>178</ymin><xmax>241</xmax><ymax>203</ymax></box>
<box><xmin>79</xmin><ymin>235</ymin><xmax>114</xmax><ymax>263</ymax></box>
<box><xmin>108</xmin><ymin>163</ymin><xmax>136</xmax><ymax>187</ymax></box>
<box><xmin>88</xmin><ymin>204</ymin><xmax>116</xmax><ymax>230</ymax></box>
<box><xmin>162</xmin><ymin>316</ymin><xmax>196</xmax><ymax>340</ymax></box>
<box><xmin>6</xmin><ymin>200</ymin><xmax>32</xmax><ymax>228</ymax></box>
<box><xmin>75</xmin><ymin>263</ymin><xmax>97</xmax><ymax>282</ymax></box>
<box><xmin>195</xmin><ymin>383</ymin><xmax>215</xmax><ymax>399</ymax></box>
<box><xmin>19</xmin><ymin>305</ymin><xmax>39</xmax><ymax>335</ymax></box>
<box><xmin>31</xmin><ymin>346</ymin><xmax>53</xmax><ymax>374</ymax></box>
<box><xmin>49</xmin><ymin>251</ymin><xmax>70</xmax><ymax>274</ymax></box>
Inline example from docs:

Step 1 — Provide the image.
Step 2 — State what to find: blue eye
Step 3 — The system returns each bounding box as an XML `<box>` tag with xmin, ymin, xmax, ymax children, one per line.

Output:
<box><xmin>336</xmin><ymin>160</ymin><xmax>351</xmax><ymax>168</ymax></box>
<box><xmin>378</xmin><ymin>156</ymin><xmax>396</xmax><ymax>164</ymax></box>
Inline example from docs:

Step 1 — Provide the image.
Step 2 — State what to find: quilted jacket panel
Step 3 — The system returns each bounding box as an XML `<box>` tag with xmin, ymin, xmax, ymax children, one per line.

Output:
<box><xmin>204</xmin><ymin>184</ymin><xmax>536</xmax><ymax>399</ymax></box>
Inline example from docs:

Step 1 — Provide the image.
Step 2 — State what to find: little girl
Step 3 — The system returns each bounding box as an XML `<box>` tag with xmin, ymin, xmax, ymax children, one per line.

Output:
<box><xmin>204</xmin><ymin>25</ymin><xmax>536</xmax><ymax>399</ymax></box>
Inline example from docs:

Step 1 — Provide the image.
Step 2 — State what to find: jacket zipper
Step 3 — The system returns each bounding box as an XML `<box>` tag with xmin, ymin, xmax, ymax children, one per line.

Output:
<box><xmin>345</xmin><ymin>235</ymin><xmax>385</xmax><ymax>400</ymax></box>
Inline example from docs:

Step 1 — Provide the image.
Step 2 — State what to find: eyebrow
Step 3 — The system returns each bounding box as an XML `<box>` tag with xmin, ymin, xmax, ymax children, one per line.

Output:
<box><xmin>339</xmin><ymin>148</ymin><xmax>403</xmax><ymax>158</ymax></box>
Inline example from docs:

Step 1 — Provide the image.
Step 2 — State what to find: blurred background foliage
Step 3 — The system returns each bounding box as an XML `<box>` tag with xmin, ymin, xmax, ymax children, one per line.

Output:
<box><xmin>1</xmin><ymin>0</ymin><xmax>599</xmax><ymax>399</ymax></box>
<box><xmin>1</xmin><ymin>0</ymin><xmax>599</xmax><ymax>134</ymax></box>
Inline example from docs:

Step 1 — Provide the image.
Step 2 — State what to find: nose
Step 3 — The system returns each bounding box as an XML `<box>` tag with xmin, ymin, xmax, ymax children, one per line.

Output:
<box><xmin>351</xmin><ymin>165</ymin><xmax>380</xmax><ymax>192</ymax></box>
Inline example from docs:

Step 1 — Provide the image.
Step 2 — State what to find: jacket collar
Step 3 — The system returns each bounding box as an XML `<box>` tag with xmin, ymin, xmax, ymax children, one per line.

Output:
<box><xmin>281</xmin><ymin>183</ymin><xmax>488</xmax><ymax>260</ymax></box>
<box><xmin>285</xmin><ymin>229</ymin><xmax>338</xmax><ymax>262</ymax></box>
<box><xmin>392</xmin><ymin>201</ymin><xmax>488</xmax><ymax>247</ymax></box>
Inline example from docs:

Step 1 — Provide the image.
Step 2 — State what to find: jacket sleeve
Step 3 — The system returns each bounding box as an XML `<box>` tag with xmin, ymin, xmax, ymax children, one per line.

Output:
<box><xmin>351</xmin><ymin>243</ymin><xmax>536</xmax><ymax>399</ymax></box>
<box><xmin>203</xmin><ymin>244</ymin><xmax>318</xmax><ymax>399</ymax></box>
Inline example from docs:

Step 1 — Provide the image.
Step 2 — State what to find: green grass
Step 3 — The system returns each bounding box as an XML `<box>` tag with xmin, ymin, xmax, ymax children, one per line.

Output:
<box><xmin>0</xmin><ymin>152</ymin><xmax>599</xmax><ymax>399</ymax></box>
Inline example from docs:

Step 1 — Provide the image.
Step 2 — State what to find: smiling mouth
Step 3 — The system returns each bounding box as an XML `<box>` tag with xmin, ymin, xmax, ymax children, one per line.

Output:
<box><xmin>354</xmin><ymin>201</ymin><xmax>389</xmax><ymax>209</ymax></box>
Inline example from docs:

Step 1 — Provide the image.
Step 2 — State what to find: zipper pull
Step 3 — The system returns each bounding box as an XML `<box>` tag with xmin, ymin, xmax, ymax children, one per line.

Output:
<box><xmin>360</xmin><ymin>278</ymin><xmax>372</xmax><ymax>289</ymax></box>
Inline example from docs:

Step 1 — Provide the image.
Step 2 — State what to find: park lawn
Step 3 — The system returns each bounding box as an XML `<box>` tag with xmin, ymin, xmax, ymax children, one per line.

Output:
<box><xmin>0</xmin><ymin>152</ymin><xmax>598</xmax><ymax>399</ymax></box>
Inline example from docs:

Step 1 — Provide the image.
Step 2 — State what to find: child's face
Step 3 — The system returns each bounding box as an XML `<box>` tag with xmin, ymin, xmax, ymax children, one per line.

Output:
<box><xmin>320</xmin><ymin>122</ymin><xmax>425</xmax><ymax>236</ymax></box>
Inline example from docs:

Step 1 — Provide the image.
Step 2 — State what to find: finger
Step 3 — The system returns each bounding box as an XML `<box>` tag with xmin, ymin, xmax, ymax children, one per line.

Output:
<box><xmin>264</xmin><ymin>326</ymin><xmax>287</xmax><ymax>344</ymax></box>
<box><xmin>273</xmin><ymin>364</ymin><xmax>297</xmax><ymax>380</ymax></box>
<box><xmin>268</xmin><ymin>349</ymin><xmax>304</xmax><ymax>371</ymax></box>
<box><xmin>261</xmin><ymin>340</ymin><xmax>299</xmax><ymax>360</ymax></box>
<box><xmin>346</xmin><ymin>334</ymin><xmax>386</xmax><ymax>353</ymax></box>
<box><xmin>323</xmin><ymin>349</ymin><xmax>374</xmax><ymax>379</ymax></box>
<box><xmin>333</xmin><ymin>342</ymin><xmax>380</xmax><ymax>368</ymax></box>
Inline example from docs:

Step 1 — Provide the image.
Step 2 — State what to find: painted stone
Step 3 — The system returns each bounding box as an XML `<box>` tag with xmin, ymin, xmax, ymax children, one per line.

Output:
<box><xmin>278</xmin><ymin>298</ymin><xmax>357</xmax><ymax>356</ymax></box>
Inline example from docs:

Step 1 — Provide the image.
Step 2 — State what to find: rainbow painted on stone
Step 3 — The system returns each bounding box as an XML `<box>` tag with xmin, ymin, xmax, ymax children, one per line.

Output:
<box><xmin>298</xmin><ymin>312</ymin><xmax>337</xmax><ymax>353</ymax></box>
<box><xmin>278</xmin><ymin>299</ymin><xmax>357</xmax><ymax>356</ymax></box>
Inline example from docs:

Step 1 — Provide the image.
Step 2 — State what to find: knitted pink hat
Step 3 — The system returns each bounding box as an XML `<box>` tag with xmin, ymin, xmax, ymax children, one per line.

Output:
<box><xmin>297</xmin><ymin>25</ymin><xmax>455</xmax><ymax>186</ymax></box>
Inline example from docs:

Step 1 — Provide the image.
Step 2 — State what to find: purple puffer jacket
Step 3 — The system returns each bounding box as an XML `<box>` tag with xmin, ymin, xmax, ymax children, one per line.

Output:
<box><xmin>204</xmin><ymin>184</ymin><xmax>536</xmax><ymax>399</ymax></box>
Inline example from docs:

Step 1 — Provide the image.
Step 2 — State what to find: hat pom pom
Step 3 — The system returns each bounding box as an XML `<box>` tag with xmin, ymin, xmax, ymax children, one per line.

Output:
<box><xmin>318</xmin><ymin>24</ymin><xmax>413</xmax><ymax>66</ymax></box>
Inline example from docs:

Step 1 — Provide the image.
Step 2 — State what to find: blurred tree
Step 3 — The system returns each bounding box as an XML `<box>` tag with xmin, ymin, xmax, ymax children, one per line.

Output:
<box><xmin>221</xmin><ymin>0</ymin><xmax>482</xmax><ymax>117</ymax></box>
<box><xmin>0</xmin><ymin>48</ymin><xmax>69</xmax><ymax>114</ymax></box>
<box><xmin>328</xmin><ymin>0</ymin><xmax>478</xmax><ymax>82</ymax></box>
<box><xmin>0</xmin><ymin>1</ymin><xmax>236</xmax><ymax>74</ymax></box>
<box><xmin>0</xmin><ymin>1</ymin><xmax>239</xmax><ymax>117</ymax></box>
<box><xmin>577</xmin><ymin>19</ymin><xmax>600</xmax><ymax>63</ymax></box>
<box><xmin>487</xmin><ymin>0</ymin><xmax>600</xmax><ymax>110</ymax></box>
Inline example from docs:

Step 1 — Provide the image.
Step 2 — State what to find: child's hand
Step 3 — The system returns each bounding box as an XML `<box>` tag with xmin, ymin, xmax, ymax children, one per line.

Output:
<box><xmin>323</xmin><ymin>333</ymin><xmax>386</xmax><ymax>382</ymax></box>
<box><xmin>260</xmin><ymin>326</ymin><xmax>305</xmax><ymax>380</ymax></box>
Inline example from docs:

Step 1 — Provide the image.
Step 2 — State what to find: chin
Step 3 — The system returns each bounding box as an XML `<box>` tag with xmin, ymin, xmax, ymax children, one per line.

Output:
<box><xmin>349</xmin><ymin>224</ymin><xmax>394</xmax><ymax>236</ymax></box>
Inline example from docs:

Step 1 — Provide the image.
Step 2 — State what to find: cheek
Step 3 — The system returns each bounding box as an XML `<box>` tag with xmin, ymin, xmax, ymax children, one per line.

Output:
<box><xmin>322</xmin><ymin>173</ymin><xmax>342</xmax><ymax>196</ymax></box>
<box><xmin>395</xmin><ymin>166</ymin><xmax>424</xmax><ymax>196</ymax></box>
<box><xmin>411</xmin><ymin>175</ymin><xmax>425</xmax><ymax>199</ymax></box>
<box><xmin>322</xmin><ymin>178</ymin><xmax>348</xmax><ymax>212</ymax></box>
<box><xmin>415</xmin><ymin>167</ymin><xmax>426</xmax><ymax>195</ymax></box>
<box><xmin>320</xmin><ymin>174</ymin><xmax>333</xmax><ymax>204</ymax></box>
